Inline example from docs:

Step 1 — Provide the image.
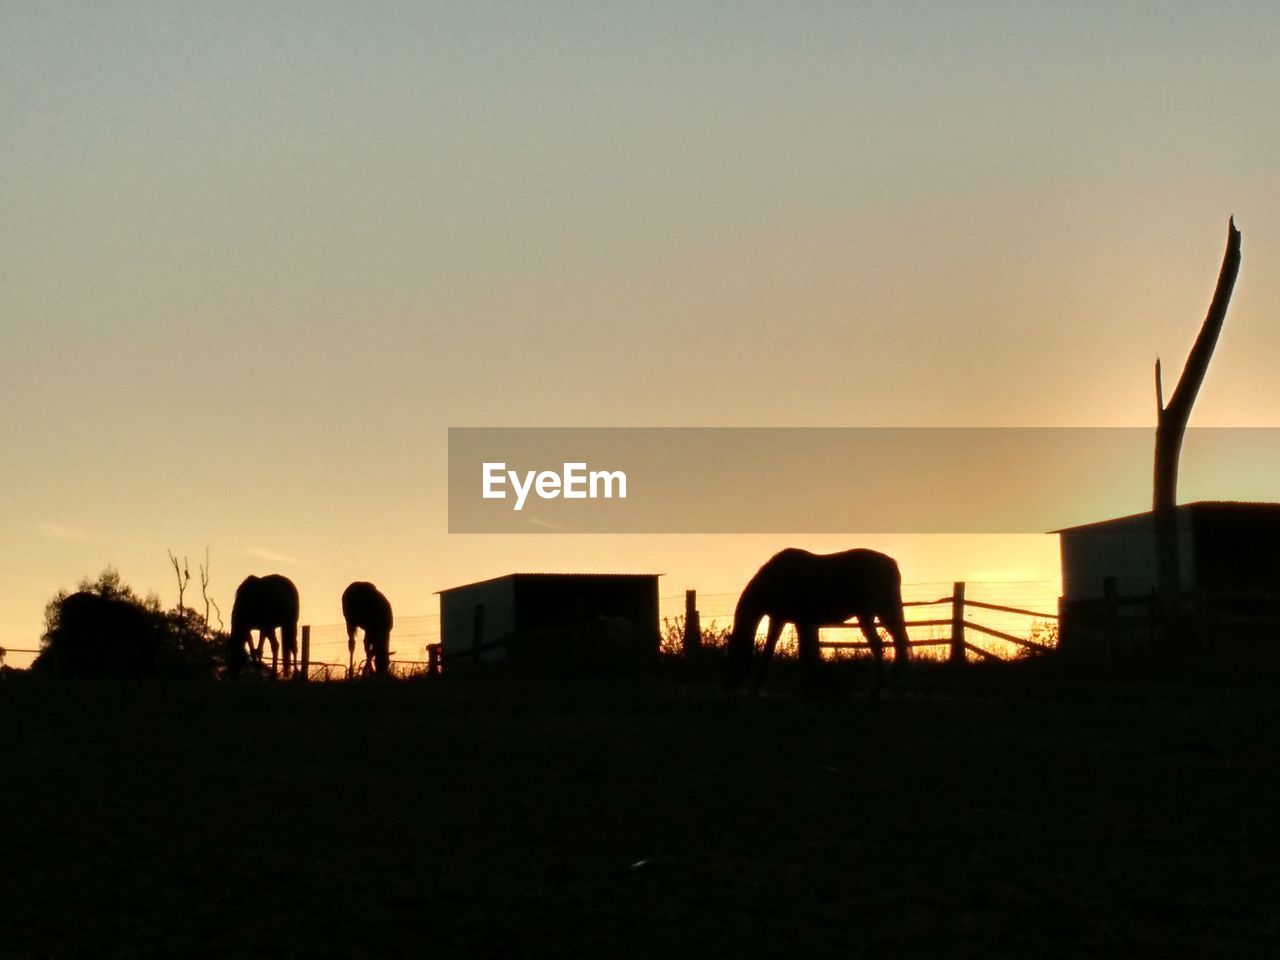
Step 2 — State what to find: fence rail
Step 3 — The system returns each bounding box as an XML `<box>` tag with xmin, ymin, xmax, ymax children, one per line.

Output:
<box><xmin>810</xmin><ymin>580</ymin><xmax>1057</xmax><ymax>664</ymax></box>
<box><xmin>434</xmin><ymin>581</ymin><xmax>1059</xmax><ymax>671</ymax></box>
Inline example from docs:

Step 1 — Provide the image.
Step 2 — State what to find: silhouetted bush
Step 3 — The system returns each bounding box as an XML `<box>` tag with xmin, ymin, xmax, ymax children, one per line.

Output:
<box><xmin>1018</xmin><ymin>619</ymin><xmax>1060</xmax><ymax>659</ymax></box>
<box><xmin>33</xmin><ymin>568</ymin><xmax>223</xmax><ymax>678</ymax></box>
<box><xmin>659</xmin><ymin>615</ymin><xmax>732</xmax><ymax>657</ymax></box>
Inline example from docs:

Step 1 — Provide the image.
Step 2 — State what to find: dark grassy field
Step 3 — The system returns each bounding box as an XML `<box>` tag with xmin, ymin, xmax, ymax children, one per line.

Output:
<box><xmin>2</xmin><ymin>664</ymin><xmax>1277</xmax><ymax>959</ymax></box>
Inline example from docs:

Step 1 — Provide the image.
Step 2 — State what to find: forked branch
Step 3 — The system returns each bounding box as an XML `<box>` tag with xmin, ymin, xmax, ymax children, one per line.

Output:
<box><xmin>1153</xmin><ymin>217</ymin><xmax>1242</xmax><ymax>510</ymax></box>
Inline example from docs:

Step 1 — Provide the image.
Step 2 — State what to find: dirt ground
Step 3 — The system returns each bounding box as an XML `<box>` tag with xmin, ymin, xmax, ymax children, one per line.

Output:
<box><xmin>1</xmin><ymin>663</ymin><xmax>1276</xmax><ymax>959</ymax></box>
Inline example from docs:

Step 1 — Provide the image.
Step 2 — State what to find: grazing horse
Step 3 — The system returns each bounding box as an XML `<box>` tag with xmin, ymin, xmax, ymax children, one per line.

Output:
<box><xmin>228</xmin><ymin>574</ymin><xmax>300</xmax><ymax>678</ymax></box>
<box><xmin>341</xmin><ymin>581</ymin><xmax>393</xmax><ymax>677</ymax></box>
<box><xmin>725</xmin><ymin>548</ymin><xmax>911</xmax><ymax>693</ymax></box>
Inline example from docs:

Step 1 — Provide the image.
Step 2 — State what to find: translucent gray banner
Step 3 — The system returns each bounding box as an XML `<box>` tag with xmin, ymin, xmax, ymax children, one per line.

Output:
<box><xmin>447</xmin><ymin>428</ymin><xmax>1280</xmax><ymax>533</ymax></box>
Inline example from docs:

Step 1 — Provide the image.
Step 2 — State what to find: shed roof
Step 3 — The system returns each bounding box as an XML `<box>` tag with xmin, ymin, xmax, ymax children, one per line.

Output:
<box><xmin>1051</xmin><ymin>500</ymin><xmax>1280</xmax><ymax>534</ymax></box>
<box><xmin>437</xmin><ymin>572</ymin><xmax>663</xmax><ymax>596</ymax></box>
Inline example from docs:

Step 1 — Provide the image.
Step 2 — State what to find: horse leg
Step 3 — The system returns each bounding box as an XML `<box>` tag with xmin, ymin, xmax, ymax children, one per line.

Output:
<box><xmin>752</xmin><ymin>619</ymin><xmax>785</xmax><ymax>694</ymax></box>
<box><xmin>282</xmin><ymin>622</ymin><xmax>297</xmax><ymax>678</ymax></box>
<box><xmin>881</xmin><ymin>605</ymin><xmax>910</xmax><ymax>691</ymax></box>
<box><xmin>858</xmin><ymin>614</ymin><xmax>885</xmax><ymax>695</ymax></box>
<box><xmin>347</xmin><ymin>625</ymin><xmax>357</xmax><ymax>678</ymax></box>
<box><xmin>796</xmin><ymin>622</ymin><xmax>822</xmax><ymax>695</ymax></box>
<box><xmin>264</xmin><ymin>628</ymin><xmax>279</xmax><ymax>677</ymax></box>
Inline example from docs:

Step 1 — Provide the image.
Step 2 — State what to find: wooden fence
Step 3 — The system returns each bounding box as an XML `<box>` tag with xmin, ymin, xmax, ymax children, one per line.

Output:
<box><xmin>678</xmin><ymin>582</ymin><xmax>1057</xmax><ymax>664</ymax></box>
<box><xmin>814</xmin><ymin>581</ymin><xmax>1056</xmax><ymax>663</ymax></box>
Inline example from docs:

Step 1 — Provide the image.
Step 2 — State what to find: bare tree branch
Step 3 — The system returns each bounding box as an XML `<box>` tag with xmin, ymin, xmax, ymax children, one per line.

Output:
<box><xmin>199</xmin><ymin>547</ymin><xmax>223</xmax><ymax>634</ymax></box>
<box><xmin>1152</xmin><ymin>218</ymin><xmax>1242</xmax><ymax>645</ymax></box>
<box><xmin>168</xmin><ymin>549</ymin><xmax>191</xmax><ymax>614</ymax></box>
<box><xmin>1157</xmin><ymin>217</ymin><xmax>1243</xmax><ymax>437</ymax></box>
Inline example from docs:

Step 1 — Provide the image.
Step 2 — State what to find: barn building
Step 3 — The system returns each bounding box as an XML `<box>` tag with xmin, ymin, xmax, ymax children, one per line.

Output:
<box><xmin>437</xmin><ymin>573</ymin><xmax>661</xmax><ymax>668</ymax></box>
<box><xmin>1056</xmin><ymin>501</ymin><xmax>1280</xmax><ymax>654</ymax></box>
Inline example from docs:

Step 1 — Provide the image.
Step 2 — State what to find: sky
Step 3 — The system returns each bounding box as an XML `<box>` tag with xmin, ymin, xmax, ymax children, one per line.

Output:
<box><xmin>4</xmin><ymin>2</ymin><xmax>1280</xmax><ymax>666</ymax></box>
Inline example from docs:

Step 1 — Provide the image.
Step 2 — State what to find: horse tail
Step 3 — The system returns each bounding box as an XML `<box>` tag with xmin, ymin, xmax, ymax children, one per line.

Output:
<box><xmin>880</xmin><ymin>561</ymin><xmax>912</xmax><ymax>663</ymax></box>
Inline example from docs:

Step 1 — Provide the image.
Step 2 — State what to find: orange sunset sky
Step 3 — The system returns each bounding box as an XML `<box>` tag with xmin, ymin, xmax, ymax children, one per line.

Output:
<box><xmin>4</xmin><ymin>3</ymin><xmax>1280</xmax><ymax>666</ymax></box>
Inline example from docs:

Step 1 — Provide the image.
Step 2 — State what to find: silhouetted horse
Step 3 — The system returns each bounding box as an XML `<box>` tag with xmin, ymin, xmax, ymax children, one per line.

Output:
<box><xmin>341</xmin><ymin>581</ymin><xmax>393</xmax><ymax>676</ymax></box>
<box><xmin>725</xmin><ymin>548</ymin><xmax>911</xmax><ymax>693</ymax></box>
<box><xmin>228</xmin><ymin>574</ymin><xmax>300</xmax><ymax>679</ymax></box>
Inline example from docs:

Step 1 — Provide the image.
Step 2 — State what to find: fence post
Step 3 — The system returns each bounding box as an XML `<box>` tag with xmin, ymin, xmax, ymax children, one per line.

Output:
<box><xmin>949</xmin><ymin>582</ymin><xmax>966</xmax><ymax>665</ymax></box>
<box><xmin>300</xmin><ymin>625</ymin><xmax>310</xmax><ymax>682</ymax></box>
<box><xmin>682</xmin><ymin>589</ymin><xmax>701</xmax><ymax>657</ymax></box>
